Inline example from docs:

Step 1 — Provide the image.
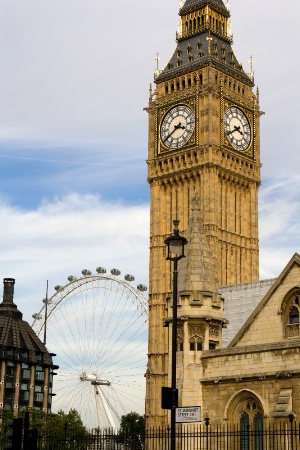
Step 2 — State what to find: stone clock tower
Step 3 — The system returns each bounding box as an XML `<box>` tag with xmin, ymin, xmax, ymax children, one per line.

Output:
<box><xmin>145</xmin><ymin>0</ymin><xmax>262</xmax><ymax>427</ymax></box>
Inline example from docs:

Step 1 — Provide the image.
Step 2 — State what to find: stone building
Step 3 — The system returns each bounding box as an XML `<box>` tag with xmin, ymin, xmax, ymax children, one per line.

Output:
<box><xmin>145</xmin><ymin>0</ymin><xmax>300</xmax><ymax>431</ymax></box>
<box><xmin>202</xmin><ymin>253</ymin><xmax>300</xmax><ymax>427</ymax></box>
<box><xmin>0</xmin><ymin>278</ymin><xmax>58</xmax><ymax>416</ymax></box>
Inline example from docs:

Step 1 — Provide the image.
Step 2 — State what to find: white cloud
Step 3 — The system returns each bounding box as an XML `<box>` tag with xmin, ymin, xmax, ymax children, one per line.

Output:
<box><xmin>259</xmin><ymin>175</ymin><xmax>300</xmax><ymax>279</ymax></box>
<box><xmin>0</xmin><ymin>176</ymin><xmax>298</xmax><ymax>321</ymax></box>
<box><xmin>0</xmin><ymin>194</ymin><xmax>149</xmax><ymax>323</ymax></box>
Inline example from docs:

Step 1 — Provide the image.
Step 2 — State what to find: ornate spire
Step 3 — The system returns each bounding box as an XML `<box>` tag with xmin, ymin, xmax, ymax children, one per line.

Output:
<box><xmin>178</xmin><ymin>192</ymin><xmax>219</xmax><ymax>297</ymax></box>
<box><xmin>155</xmin><ymin>0</ymin><xmax>252</xmax><ymax>85</ymax></box>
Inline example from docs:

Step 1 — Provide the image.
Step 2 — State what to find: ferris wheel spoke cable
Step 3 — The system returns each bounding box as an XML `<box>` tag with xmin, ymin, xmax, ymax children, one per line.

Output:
<box><xmin>46</xmin><ymin>306</ymin><xmax>86</xmax><ymax>369</ymax></box>
<box><xmin>100</xmin><ymin>337</ymin><xmax>147</xmax><ymax>375</ymax></box>
<box><xmin>46</xmin><ymin>317</ymin><xmax>79</xmax><ymax>369</ymax></box>
<box><xmin>89</xmin><ymin>286</ymin><xmax>120</xmax><ymax>362</ymax></box>
<box><xmin>109</xmin><ymin>384</ymin><xmax>141</xmax><ymax>416</ymax></box>
<box><xmin>45</xmin><ymin>290</ymin><xmax>145</xmax><ymax>374</ymax></box>
<box><xmin>98</xmin><ymin>320</ymin><xmax>146</xmax><ymax>373</ymax></box>
<box><xmin>90</xmin><ymin>298</ymin><xmax>144</xmax><ymax>372</ymax></box>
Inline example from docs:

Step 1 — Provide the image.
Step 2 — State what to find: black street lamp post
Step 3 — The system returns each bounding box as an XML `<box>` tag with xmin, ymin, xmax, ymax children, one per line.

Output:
<box><xmin>165</xmin><ymin>220</ymin><xmax>188</xmax><ymax>450</ymax></box>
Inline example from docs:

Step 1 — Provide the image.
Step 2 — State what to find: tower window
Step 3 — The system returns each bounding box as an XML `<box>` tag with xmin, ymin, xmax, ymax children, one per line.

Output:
<box><xmin>22</xmin><ymin>350</ymin><xmax>28</xmax><ymax>359</ymax></box>
<box><xmin>190</xmin><ymin>336</ymin><xmax>203</xmax><ymax>351</ymax></box>
<box><xmin>22</xmin><ymin>369</ymin><xmax>31</xmax><ymax>379</ymax></box>
<box><xmin>177</xmin><ymin>341</ymin><xmax>183</xmax><ymax>352</ymax></box>
<box><xmin>20</xmin><ymin>391</ymin><xmax>29</xmax><ymax>402</ymax></box>
<box><xmin>34</xmin><ymin>392</ymin><xmax>43</xmax><ymax>403</ymax></box>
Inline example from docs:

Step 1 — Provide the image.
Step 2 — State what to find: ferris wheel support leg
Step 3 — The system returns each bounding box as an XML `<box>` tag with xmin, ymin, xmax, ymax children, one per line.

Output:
<box><xmin>95</xmin><ymin>385</ymin><xmax>117</xmax><ymax>432</ymax></box>
<box><xmin>94</xmin><ymin>384</ymin><xmax>104</xmax><ymax>431</ymax></box>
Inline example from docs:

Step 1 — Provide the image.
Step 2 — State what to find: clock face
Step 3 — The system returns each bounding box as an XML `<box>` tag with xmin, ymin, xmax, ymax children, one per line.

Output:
<box><xmin>160</xmin><ymin>105</ymin><xmax>195</xmax><ymax>149</ymax></box>
<box><xmin>224</xmin><ymin>106</ymin><xmax>251</xmax><ymax>151</ymax></box>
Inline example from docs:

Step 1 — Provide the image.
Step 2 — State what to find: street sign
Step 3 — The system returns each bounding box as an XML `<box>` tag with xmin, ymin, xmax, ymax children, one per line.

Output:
<box><xmin>176</xmin><ymin>406</ymin><xmax>201</xmax><ymax>423</ymax></box>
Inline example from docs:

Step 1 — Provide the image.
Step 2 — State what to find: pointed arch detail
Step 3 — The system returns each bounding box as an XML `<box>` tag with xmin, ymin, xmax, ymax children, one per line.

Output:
<box><xmin>223</xmin><ymin>389</ymin><xmax>269</xmax><ymax>421</ymax></box>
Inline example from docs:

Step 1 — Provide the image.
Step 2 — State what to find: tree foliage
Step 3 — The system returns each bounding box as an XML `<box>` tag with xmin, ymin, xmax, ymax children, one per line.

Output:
<box><xmin>0</xmin><ymin>407</ymin><xmax>88</xmax><ymax>448</ymax></box>
<box><xmin>117</xmin><ymin>412</ymin><xmax>145</xmax><ymax>449</ymax></box>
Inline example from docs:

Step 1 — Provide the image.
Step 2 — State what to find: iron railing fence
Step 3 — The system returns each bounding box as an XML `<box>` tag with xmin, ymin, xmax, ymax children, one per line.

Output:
<box><xmin>144</xmin><ymin>422</ymin><xmax>300</xmax><ymax>450</ymax></box>
<box><xmin>0</xmin><ymin>421</ymin><xmax>299</xmax><ymax>450</ymax></box>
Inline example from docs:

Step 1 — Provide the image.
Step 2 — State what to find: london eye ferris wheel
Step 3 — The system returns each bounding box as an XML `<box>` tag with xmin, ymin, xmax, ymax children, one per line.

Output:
<box><xmin>32</xmin><ymin>267</ymin><xmax>148</xmax><ymax>430</ymax></box>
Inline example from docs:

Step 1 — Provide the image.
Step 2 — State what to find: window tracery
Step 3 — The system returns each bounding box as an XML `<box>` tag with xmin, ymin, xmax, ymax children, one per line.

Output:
<box><xmin>283</xmin><ymin>289</ymin><xmax>300</xmax><ymax>338</ymax></box>
<box><xmin>189</xmin><ymin>334</ymin><xmax>203</xmax><ymax>351</ymax></box>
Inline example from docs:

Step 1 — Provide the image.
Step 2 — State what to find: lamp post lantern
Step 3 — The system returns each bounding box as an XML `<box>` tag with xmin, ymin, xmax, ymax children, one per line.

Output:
<box><xmin>165</xmin><ymin>220</ymin><xmax>188</xmax><ymax>450</ymax></box>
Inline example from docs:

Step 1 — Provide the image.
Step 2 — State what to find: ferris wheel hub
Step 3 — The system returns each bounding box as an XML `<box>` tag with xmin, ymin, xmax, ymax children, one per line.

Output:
<box><xmin>80</xmin><ymin>372</ymin><xmax>111</xmax><ymax>386</ymax></box>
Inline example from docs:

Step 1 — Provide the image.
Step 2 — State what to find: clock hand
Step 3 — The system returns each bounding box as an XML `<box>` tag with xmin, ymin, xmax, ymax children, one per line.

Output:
<box><xmin>163</xmin><ymin>122</ymin><xmax>186</xmax><ymax>143</ymax></box>
<box><xmin>234</xmin><ymin>125</ymin><xmax>244</xmax><ymax>136</ymax></box>
<box><xmin>227</xmin><ymin>125</ymin><xmax>243</xmax><ymax>136</ymax></box>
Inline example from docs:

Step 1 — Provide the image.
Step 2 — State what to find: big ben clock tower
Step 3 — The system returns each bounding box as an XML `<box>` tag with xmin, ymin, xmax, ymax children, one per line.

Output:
<box><xmin>146</xmin><ymin>0</ymin><xmax>262</xmax><ymax>427</ymax></box>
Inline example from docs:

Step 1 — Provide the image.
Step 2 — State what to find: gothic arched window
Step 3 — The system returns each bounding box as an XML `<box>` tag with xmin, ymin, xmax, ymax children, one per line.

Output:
<box><xmin>240</xmin><ymin>403</ymin><xmax>263</xmax><ymax>450</ymax></box>
<box><xmin>289</xmin><ymin>306</ymin><xmax>299</xmax><ymax>324</ymax></box>
<box><xmin>189</xmin><ymin>335</ymin><xmax>202</xmax><ymax>351</ymax></box>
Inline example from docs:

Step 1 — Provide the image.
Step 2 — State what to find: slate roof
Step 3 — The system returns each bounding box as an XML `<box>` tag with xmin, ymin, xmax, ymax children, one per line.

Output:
<box><xmin>227</xmin><ymin>253</ymin><xmax>300</xmax><ymax>348</ymax></box>
<box><xmin>220</xmin><ymin>253</ymin><xmax>300</xmax><ymax>348</ymax></box>
<box><xmin>220</xmin><ymin>278</ymin><xmax>276</xmax><ymax>347</ymax></box>
<box><xmin>156</xmin><ymin>0</ymin><xmax>252</xmax><ymax>85</ymax></box>
<box><xmin>180</xmin><ymin>0</ymin><xmax>229</xmax><ymax>17</ymax></box>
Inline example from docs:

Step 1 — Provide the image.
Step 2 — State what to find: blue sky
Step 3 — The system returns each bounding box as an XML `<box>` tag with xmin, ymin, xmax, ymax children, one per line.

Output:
<box><xmin>0</xmin><ymin>0</ymin><xmax>299</xmax><ymax>323</ymax></box>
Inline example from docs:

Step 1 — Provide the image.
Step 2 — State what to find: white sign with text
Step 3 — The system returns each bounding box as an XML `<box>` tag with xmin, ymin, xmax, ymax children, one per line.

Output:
<box><xmin>176</xmin><ymin>406</ymin><xmax>201</xmax><ymax>423</ymax></box>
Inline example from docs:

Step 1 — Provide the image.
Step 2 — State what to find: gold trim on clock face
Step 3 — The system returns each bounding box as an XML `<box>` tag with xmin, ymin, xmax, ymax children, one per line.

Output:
<box><xmin>160</xmin><ymin>105</ymin><xmax>195</xmax><ymax>149</ymax></box>
<box><xmin>224</xmin><ymin>106</ymin><xmax>251</xmax><ymax>151</ymax></box>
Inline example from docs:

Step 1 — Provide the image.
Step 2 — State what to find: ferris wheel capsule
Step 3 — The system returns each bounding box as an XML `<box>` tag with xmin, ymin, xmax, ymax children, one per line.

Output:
<box><xmin>111</xmin><ymin>269</ymin><xmax>121</xmax><ymax>276</ymax></box>
<box><xmin>137</xmin><ymin>284</ymin><xmax>147</xmax><ymax>292</ymax></box>
<box><xmin>124</xmin><ymin>274</ymin><xmax>135</xmax><ymax>282</ymax></box>
<box><xmin>68</xmin><ymin>275</ymin><xmax>77</xmax><ymax>282</ymax></box>
<box><xmin>96</xmin><ymin>267</ymin><xmax>106</xmax><ymax>274</ymax></box>
<box><xmin>54</xmin><ymin>285</ymin><xmax>63</xmax><ymax>292</ymax></box>
<box><xmin>32</xmin><ymin>313</ymin><xmax>42</xmax><ymax>320</ymax></box>
<box><xmin>82</xmin><ymin>269</ymin><xmax>92</xmax><ymax>276</ymax></box>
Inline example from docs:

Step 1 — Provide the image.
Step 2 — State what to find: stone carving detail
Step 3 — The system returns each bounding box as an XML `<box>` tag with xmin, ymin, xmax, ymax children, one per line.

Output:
<box><xmin>209</xmin><ymin>325</ymin><xmax>219</xmax><ymax>337</ymax></box>
<box><xmin>177</xmin><ymin>327</ymin><xmax>183</xmax><ymax>339</ymax></box>
<box><xmin>276</xmin><ymin>371</ymin><xmax>292</xmax><ymax>378</ymax></box>
<box><xmin>189</xmin><ymin>325</ymin><xmax>205</xmax><ymax>338</ymax></box>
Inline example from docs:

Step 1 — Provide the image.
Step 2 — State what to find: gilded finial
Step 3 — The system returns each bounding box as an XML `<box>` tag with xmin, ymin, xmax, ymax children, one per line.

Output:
<box><xmin>154</xmin><ymin>53</ymin><xmax>160</xmax><ymax>80</ymax></box>
<box><xmin>249</xmin><ymin>55</ymin><xmax>255</xmax><ymax>81</ymax></box>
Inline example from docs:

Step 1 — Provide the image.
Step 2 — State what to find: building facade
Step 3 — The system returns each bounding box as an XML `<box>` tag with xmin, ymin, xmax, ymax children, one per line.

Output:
<box><xmin>145</xmin><ymin>0</ymin><xmax>300</xmax><ymax>432</ymax></box>
<box><xmin>202</xmin><ymin>254</ymin><xmax>300</xmax><ymax>427</ymax></box>
<box><xmin>0</xmin><ymin>278</ymin><xmax>58</xmax><ymax>416</ymax></box>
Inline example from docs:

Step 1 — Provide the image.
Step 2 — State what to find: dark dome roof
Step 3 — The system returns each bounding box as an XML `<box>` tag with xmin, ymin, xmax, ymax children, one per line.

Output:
<box><xmin>0</xmin><ymin>278</ymin><xmax>53</xmax><ymax>366</ymax></box>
